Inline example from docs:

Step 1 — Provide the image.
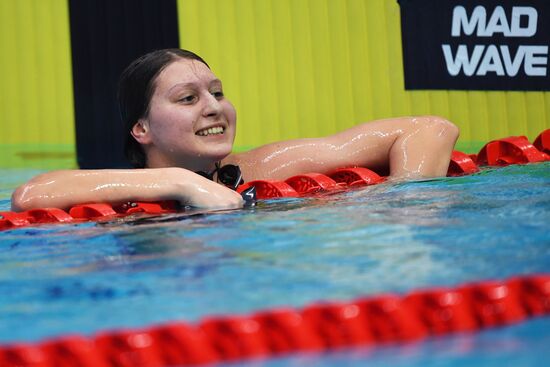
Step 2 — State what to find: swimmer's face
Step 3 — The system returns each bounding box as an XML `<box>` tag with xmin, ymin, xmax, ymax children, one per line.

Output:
<box><xmin>134</xmin><ymin>58</ymin><xmax>237</xmax><ymax>170</ymax></box>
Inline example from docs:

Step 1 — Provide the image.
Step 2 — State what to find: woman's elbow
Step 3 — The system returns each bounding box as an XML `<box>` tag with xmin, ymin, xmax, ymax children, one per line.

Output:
<box><xmin>11</xmin><ymin>183</ymin><xmax>33</xmax><ymax>212</ymax></box>
<box><xmin>10</xmin><ymin>172</ymin><xmax>59</xmax><ymax>212</ymax></box>
<box><xmin>435</xmin><ymin>116</ymin><xmax>460</xmax><ymax>141</ymax></box>
<box><xmin>417</xmin><ymin>115</ymin><xmax>460</xmax><ymax>144</ymax></box>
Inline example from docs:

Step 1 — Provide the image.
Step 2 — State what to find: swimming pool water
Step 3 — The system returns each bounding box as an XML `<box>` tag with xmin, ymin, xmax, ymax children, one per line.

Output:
<box><xmin>1</xmin><ymin>163</ymin><xmax>549</xmax><ymax>366</ymax></box>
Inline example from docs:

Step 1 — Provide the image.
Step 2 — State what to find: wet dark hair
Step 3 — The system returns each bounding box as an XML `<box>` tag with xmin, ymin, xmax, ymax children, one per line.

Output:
<box><xmin>118</xmin><ymin>49</ymin><xmax>210</xmax><ymax>168</ymax></box>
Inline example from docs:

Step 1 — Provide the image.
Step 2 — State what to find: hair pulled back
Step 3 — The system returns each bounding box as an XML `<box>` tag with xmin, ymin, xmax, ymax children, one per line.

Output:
<box><xmin>118</xmin><ymin>49</ymin><xmax>209</xmax><ymax>168</ymax></box>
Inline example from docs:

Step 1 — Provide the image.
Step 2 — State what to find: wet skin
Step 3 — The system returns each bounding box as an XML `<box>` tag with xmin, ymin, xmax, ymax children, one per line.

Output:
<box><xmin>11</xmin><ymin>58</ymin><xmax>459</xmax><ymax>212</ymax></box>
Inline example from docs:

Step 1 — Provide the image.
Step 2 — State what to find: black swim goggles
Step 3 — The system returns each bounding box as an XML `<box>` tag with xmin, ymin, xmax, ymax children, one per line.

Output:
<box><xmin>196</xmin><ymin>162</ymin><xmax>256</xmax><ymax>206</ymax></box>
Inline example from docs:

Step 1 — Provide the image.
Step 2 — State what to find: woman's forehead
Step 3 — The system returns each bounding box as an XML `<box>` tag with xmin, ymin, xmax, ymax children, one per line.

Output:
<box><xmin>156</xmin><ymin>59</ymin><xmax>217</xmax><ymax>90</ymax></box>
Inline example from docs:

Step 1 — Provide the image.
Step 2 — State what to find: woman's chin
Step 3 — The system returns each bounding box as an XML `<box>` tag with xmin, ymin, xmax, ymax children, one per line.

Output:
<box><xmin>202</xmin><ymin>144</ymin><xmax>233</xmax><ymax>162</ymax></box>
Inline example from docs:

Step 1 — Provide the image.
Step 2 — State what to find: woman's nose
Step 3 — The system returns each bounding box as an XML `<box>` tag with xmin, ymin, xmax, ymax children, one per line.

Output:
<box><xmin>202</xmin><ymin>93</ymin><xmax>223</xmax><ymax>117</ymax></box>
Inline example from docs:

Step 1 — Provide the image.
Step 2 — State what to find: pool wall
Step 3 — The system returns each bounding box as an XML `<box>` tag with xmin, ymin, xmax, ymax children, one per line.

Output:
<box><xmin>1</xmin><ymin>0</ymin><xmax>549</xmax><ymax>169</ymax></box>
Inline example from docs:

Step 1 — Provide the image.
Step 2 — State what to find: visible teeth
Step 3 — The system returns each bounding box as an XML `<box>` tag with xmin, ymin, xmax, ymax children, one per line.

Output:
<box><xmin>197</xmin><ymin>126</ymin><xmax>224</xmax><ymax>136</ymax></box>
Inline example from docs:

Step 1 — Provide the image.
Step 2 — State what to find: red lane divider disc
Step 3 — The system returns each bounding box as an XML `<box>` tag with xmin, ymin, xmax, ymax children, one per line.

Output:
<box><xmin>95</xmin><ymin>329</ymin><xmax>164</xmax><ymax>367</ymax></box>
<box><xmin>251</xmin><ymin>308</ymin><xmax>325</xmax><ymax>353</ymax></box>
<box><xmin>200</xmin><ymin>316</ymin><xmax>270</xmax><ymax>360</ymax></box>
<box><xmin>285</xmin><ymin>173</ymin><xmax>341</xmax><ymax>194</ymax></box>
<box><xmin>42</xmin><ymin>336</ymin><xmax>109</xmax><ymax>367</ymax></box>
<box><xmin>237</xmin><ymin>180</ymin><xmax>299</xmax><ymax>199</ymax></box>
<box><xmin>404</xmin><ymin>288</ymin><xmax>478</xmax><ymax>334</ymax></box>
<box><xmin>113</xmin><ymin>201</ymin><xmax>178</xmax><ymax>215</ymax></box>
<box><xmin>0</xmin><ymin>343</ymin><xmax>50</xmax><ymax>367</ymax></box>
<box><xmin>458</xmin><ymin>281</ymin><xmax>526</xmax><ymax>328</ymax></box>
<box><xmin>26</xmin><ymin>208</ymin><xmax>74</xmax><ymax>224</ymax></box>
<box><xmin>507</xmin><ymin>275</ymin><xmax>550</xmax><ymax>317</ymax></box>
<box><xmin>0</xmin><ymin>219</ymin><xmax>14</xmax><ymax>231</ymax></box>
<box><xmin>302</xmin><ymin>302</ymin><xmax>375</xmax><ymax>347</ymax></box>
<box><xmin>150</xmin><ymin>323</ymin><xmax>218</xmax><ymax>365</ymax></box>
<box><xmin>533</xmin><ymin>129</ymin><xmax>550</xmax><ymax>155</ymax></box>
<box><xmin>69</xmin><ymin>204</ymin><xmax>118</xmax><ymax>219</ymax></box>
<box><xmin>447</xmin><ymin>150</ymin><xmax>479</xmax><ymax>176</ymax></box>
<box><xmin>0</xmin><ymin>211</ymin><xmax>32</xmax><ymax>227</ymax></box>
<box><xmin>476</xmin><ymin>136</ymin><xmax>549</xmax><ymax>166</ymax></box>
<box><xmin>355</xmin><ymin>295</ymin><xmax>428</xmax><ymax>342</ymax></box>
<box><xmin>328</xmin><ymin>167</ymin><xmax>383</xmax><ymax>187</ymax></box>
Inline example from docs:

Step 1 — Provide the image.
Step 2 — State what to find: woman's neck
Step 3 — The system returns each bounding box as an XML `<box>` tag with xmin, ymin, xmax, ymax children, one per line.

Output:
<box><xmin>145</xmin><ymin>153</ymin><xmax>219</xmax><ymax>173</ymax></box>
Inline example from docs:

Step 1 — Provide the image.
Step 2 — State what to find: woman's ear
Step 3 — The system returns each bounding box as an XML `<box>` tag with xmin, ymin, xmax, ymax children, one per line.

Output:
<box><xmin>130</xmin><ymin>119</ymin><xmax>152</xmax><ymax>144</ymax></box>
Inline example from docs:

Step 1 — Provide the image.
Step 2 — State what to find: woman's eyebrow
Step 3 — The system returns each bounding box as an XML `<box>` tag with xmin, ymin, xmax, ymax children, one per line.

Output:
<box><xmin>167</xmin><ymin>82</ymin><xmax>195</xmax><ymax>94</ymax></box>
<box><xmin>209</xmin><ymin>79</ymin><xmax>222</xmax><ymax>87</ymax></box>
<box><xmin>167</xmin><ymin>79</ymin><xmax>222</xmax><ymax>94</ymax></box>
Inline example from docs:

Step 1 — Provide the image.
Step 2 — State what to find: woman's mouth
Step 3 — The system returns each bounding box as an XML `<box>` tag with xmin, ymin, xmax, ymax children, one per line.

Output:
<box><xmin>196</xmin><ymin>126</ymin><xmax>225</xmax><ymax>136</ymax></box>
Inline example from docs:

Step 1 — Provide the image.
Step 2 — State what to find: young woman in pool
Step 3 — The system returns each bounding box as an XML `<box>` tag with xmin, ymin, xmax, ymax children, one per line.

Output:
<box><xmin>11</xmin><ymin>48</ymin><xmax>459</xmax><ymax>212</ymax></box>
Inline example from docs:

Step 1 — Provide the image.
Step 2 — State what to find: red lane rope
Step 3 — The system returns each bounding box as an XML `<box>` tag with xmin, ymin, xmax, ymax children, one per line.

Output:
<box><xmin>1</xmin><ymin>130</ymin><xmax>549</xmax><ymax>232</ymax></box>
<box><xmin>0</xmin><ymin>274</ymin><xmax>549</xmax><ymax>367</ymax></box>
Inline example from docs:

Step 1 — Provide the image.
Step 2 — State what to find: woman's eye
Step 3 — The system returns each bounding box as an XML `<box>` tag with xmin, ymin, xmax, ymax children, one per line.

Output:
<box><xmin>179</xmin><ymin>95</ymin><xmax>196</xmax><ymax>103</ymax></box>
<box><xmin>212</xmin><ymin>91</ymin><xmax>224</xmax><ymax>99</ymax></box>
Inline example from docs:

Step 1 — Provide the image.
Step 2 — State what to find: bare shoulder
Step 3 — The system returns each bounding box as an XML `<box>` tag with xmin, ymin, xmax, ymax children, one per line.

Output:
<box><xmin>222</xmin><ymin>138</ymin><xmax>313</xmax><ymax>181</ymax></box>
<box><xmin>224</xmin><ymin>132</ymin><xmax>373</xmax><ymax>181</ymax></box>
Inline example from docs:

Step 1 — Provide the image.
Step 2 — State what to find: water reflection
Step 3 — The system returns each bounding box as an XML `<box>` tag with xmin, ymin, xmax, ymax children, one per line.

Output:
<box><xmin>0</xmin><ymin>163</ymin><xmax>549</xmax><ymax>347</ymax></box>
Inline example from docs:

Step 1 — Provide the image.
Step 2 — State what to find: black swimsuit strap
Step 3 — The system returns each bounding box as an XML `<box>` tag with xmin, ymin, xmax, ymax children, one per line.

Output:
<box><xmin>195</xmin><ymin>162</ymin><xmax>221</xmax><ymax>182</ymax></box>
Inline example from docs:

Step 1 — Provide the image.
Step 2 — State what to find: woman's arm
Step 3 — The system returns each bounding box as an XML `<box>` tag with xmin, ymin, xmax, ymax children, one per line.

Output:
<box><xmin>229</xmin><ymin>116</ymin><xmax>459</xmax><ymax>180</ymax></box>
<box><xmin>11</xmin><ymin>167</ymin><xmax>243</xmax><ymax>212</ymax></box>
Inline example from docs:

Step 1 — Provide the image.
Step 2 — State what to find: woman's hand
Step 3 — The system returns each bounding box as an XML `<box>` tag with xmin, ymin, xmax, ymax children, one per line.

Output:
<box><xmin>177</xmin><ymin>171</ymin><xmax>244</xmax><ymax>209</ymax></box>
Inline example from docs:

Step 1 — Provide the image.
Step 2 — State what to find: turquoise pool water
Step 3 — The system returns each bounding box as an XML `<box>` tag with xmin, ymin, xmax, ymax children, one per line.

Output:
<box><xmin>1</xmin><ymin>163</ymin><xmax>549</xmax><ymax>366</ymax></box>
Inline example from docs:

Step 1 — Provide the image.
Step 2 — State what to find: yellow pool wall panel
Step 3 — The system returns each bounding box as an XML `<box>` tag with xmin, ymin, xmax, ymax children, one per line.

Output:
<box><xmin>0</xmin><ymin>0</ymin><xmax>548</xmax><ymax>170</ymax></box>
<box><xmin>0</xmin><ymin>0</ymin><xmax>76</xmax><ymax>168</ymax></box>
<box><xmin>177</xmin><ymin>0</ymin><xmax>549</xmax><ymax>153</ymax></box>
